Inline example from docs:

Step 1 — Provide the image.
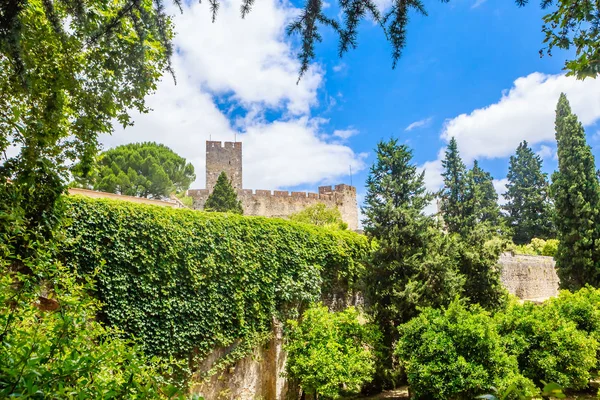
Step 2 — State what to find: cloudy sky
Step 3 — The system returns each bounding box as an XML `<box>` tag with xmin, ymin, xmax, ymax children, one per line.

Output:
<box><xmin>104</xmin><ymin>0</ymin><xmax>600</xmax><ymax>210</ymax></box>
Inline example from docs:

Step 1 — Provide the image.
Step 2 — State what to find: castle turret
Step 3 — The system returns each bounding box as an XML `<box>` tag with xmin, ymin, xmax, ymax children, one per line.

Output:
<box><xmin>318</xmin><ymin>184</ymin><xmax>358</xmax><ymax>230</ymax></box>
<box><xmin>206</xmin><ymin>141</ymin><xmax>242</xmax><ymax>191</ymax></box>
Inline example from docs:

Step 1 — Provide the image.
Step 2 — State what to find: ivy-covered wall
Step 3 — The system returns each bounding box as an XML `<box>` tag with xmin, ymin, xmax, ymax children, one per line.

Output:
<box><xmin>59</xmin><ymin>196</ymin><xmax>368</xmax><ymax>364</ymax></box>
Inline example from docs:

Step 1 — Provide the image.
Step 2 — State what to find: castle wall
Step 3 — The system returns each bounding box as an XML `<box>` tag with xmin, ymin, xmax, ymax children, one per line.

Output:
<box><xmin>68</xmin><ymin>188</ymin><xmax>183</xmax><ymax>208</ymax></box>
<box><xmin>206</xmin><ymin>141</ymin><xmax>243</xmax><ymax>191</ymax></box>
<box><xmin>189</xmin><ymin>184</ymin><xmax>359</xmax><ymax>231</ymax></box>
<box><xmin>191</xmin><ymin>322</ymin><xmax>290</xmax><ymax>400</ymax></box>
<box><xmin>498</xmin><ymin>253</ymin><xmax>559</xmax><ymax>301</ymax></box>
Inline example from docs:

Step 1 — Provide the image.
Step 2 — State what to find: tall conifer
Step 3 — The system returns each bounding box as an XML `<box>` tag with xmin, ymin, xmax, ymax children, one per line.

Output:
<box><xmin>363</xmin><ymin>139</ymin><xmax>463</xmax><ymax>351</ymax></box>
<box><xmin>503</xmin><ymin>141</ymin><xmax>554</xmax><ymax>244</ymax></box>
<box><xmin>205</xmin><ymin>172</ymin><xmax>244</xmax><ymax>214</ymax></box>
<box><xmin>551</xmin><ymin>93</ymin><xmax>600</xmax><ymax>289</ymax></box>
<box><xmin>464</xmin><ymin>160</ymin><xmax>500</xmax><ymax>228</ymax></box>
<box><xmin>440</xmin><ymin>137</ymin><xmax>467</xmax><ymax>233</ymax></box>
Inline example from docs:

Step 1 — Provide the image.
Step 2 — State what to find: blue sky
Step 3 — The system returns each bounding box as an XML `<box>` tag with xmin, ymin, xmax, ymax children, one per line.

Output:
<box><xmin>104</xmin><ymin>0</ymin><xmax>600</xmax><ymax>212</ymax></box>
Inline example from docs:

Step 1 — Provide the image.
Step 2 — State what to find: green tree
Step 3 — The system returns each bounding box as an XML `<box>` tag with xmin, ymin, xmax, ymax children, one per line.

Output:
<box><xmin>289</xmin><ymin>203</ymin><xmax>347</xmax><ymax>230</ymax></box>
<box><xmin>503</xmin><ymin>141</ymin><xmax>555</xmax><ymax>244</ymax></box>
<box><xmin>464</xmin><ymin>160</ymin><xmax>501</xmax><ymax>228</ymax></box>
<box><xmin>204</xmin><ymin>172</ymin><xmax>243</xmax><ymax>214</ymax></box>
<box><xmin>285</xmin><ymin>304</ymin><xmax>380</xmax><ymax>399</ymax></box>
<box><xmin>452</xmin><ymin>227</ymin><xmax>508</xmax><ymax>310</ymax></box>
<box><xmin>362</xmin><ymin>139</ymin><xmax>464</xmax><ymax>357</ymax></box>
<box><xmin>550</xmin><ymin>93</ymin><xmax>600</xmax><ymax>290</ymax></box>
<box><xmin>440</xmin><ymin>137</ymin><xmax>468</xmax><ymax>233</ymax></box>
<box><xmin>0</xmin><ymin>0</ymin><xmax>171</xmax><ymax>238</ymax></box>
<box><xmin>84</xmin><ymin>142</ymin><xmax>195</xmax><ymax>199</ymax></box>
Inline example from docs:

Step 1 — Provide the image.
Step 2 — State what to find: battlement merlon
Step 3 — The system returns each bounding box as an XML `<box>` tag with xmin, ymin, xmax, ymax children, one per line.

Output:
<box><xmin>318</xmin><ymin>184</ymin><xmax>357</xmax><ymax>195</ymax></box>
<box><xmin>205</xmin><ymin>141</ymin><xmax>242</xmax><ymax>149</ymax></box>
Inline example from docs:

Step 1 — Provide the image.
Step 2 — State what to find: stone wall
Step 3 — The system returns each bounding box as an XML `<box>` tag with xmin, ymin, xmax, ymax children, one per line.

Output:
<box><xmin>498</xmin><ymin>253</ymin><xmax>560</xmax><ymax>301</ymax></box>
<box><xmin>191</xmin><ymin>322</ymin><xmax>296</xmax><ymax>400</ymax></box>
<box><xmin>206</xmin><ymin>141</ymin><xmax>243</xmax><ymax>191</ymax></box>
<box><xmin>189</xmin><ymin>184</ymin><xmax>359</xmax><ymax>231</ymax></box>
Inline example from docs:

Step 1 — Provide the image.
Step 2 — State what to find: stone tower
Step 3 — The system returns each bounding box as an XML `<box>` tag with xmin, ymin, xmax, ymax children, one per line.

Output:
<box><xmin>205</xmin><ymin>141</ymin><xmax>242</xmax><ymax>191</ymax></box>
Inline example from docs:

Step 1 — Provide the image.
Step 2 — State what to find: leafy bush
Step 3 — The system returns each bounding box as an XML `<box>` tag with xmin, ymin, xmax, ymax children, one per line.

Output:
<box><xmin>496</xmin><ymin>300</ymin><xmax>598</xmax><ymax>390</ymax></box>
<box><xmin>285</xmin><ymin>304</ymin><xmax>380</xmax><ymax>399</ymax></box>
<box><xmin>510</xmin><ymin>238</ymin><xmax>559</xmax><ymax>257</ymax></box>
<box><xmin>289</xmin><ymin>203</ymin><xmax>348</xmax><ymax>230</ymax></box>
<box><xmin>60</xmin><ymin>196</ymin><xmax>368</xmax><ymax>368</ymax></box>
<box><xmin>548</xmin><ymin>287</ymin><xmax>600</xmax><ymax>344</ymax></box>
<box><xmin>541</xmin><ymin>239</ymin><xmax>559</xmax><ymax>257</ymax></box>
<box><xmin>396</xmin><ymin>299</ymin><xmax>536</xmax><ymax>400</ymax></box>
<box><xmin>0</xmin><ymin>247</ymin><xmax>181</xmax><ymax>398</ymax></box>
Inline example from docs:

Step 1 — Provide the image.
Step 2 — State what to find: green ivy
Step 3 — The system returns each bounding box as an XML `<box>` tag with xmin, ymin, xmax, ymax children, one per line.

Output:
<box><xmin>59</xmin><ymin>196</ymin><xmax>368</xmax><ymax>369</ymax></box>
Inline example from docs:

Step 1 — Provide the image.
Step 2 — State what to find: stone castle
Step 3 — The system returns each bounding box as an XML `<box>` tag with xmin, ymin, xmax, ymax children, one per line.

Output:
<box><xmin>188</xmin><ymin>141</ymin><xmax>359</xmax><ymax>230</ymax></box>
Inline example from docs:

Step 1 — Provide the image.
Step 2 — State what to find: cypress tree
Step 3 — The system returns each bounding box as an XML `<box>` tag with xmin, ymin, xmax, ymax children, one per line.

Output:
<box><xmin>503</xmin><ymin>141</ymin><xmax>554</xmax><ymax>244</ymax></box>
<box><xmin>440</xmin><ymin>137</ymin><xmax>467</xmax><ymax>233</ymax></box>
<box><xmin>551</xmin><ymin>93</ymin><xmax>600</xmax><ymax>290</ymax></box>
<box><xmin>363</xmin><ymin>139</ymin><xmax>463</xmax><ymax>355</ymax></box>
<box><xmin>204</xmin><ymin>172</ymin><xmax>243</xmax><ymax>214</ymax></box>
<box><xmin>465</xmin><ymin>160</ymin><xmax>500</xmax><ymax>228</ymax></box>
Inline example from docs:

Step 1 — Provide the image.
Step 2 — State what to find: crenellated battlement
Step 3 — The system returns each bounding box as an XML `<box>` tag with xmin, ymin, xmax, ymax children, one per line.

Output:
<box><xmin>206</xmin><ymin>141</ymin><xmax>241</xmax><ymax>149</ymax></box>
<box><xmin>319</xmin><ymin>184</ymin><xmax>356</xmax><ymax>195</ymax></box>
<box><xmin>189</xmin><ymin>186</ymin><xmax>354</xmax><ymax>204</ymax></box>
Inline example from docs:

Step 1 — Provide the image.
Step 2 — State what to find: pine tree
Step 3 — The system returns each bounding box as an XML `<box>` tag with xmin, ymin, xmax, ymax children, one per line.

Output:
<box><xmin>440</xmin><ymin>137</ymin><xmax>467</xmax><ymax>233</ymax></box>
<box><xmin>464</xmin><ymin>160</ymin><xmax>500</xmax><ymax>228</ymax></box>
<box><xmin>503</xmin><ymin>141</ymin><xmax>554</xmax><ymax>244</ymax></box>
<box><xmin>204</xmin><ymin>172</ymin><xmax>243</xmax><ymax>214</ymax></box>
<box><xmin>551</xmin><ymin>93</ymin><xmax>600</xmax><ymax>290</ymax></box>
<box><xmin>363</xmin><ymin>139</ymin><xmax>464</xmax><ymax>351</ymax></box>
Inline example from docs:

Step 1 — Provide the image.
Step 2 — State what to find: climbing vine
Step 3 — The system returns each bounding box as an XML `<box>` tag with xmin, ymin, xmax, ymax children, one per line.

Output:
<box><xmin>59</xmin><ymin>196</ymin><xmax>368</xmax><ymax>370</ymax></box>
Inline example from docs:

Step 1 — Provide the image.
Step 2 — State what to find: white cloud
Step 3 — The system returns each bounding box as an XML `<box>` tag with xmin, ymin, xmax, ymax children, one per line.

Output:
<box><xmin>405</xmin><ymin>117</ymin><xmax>433</xmax><ymax>132</ymax></box>
<box><xmin>471</xmin><ymin>0</ymin><xmax>487</xmax><ymax>9</ymax></box>
<box><xmin>372</xmin><ymin>0</ymin><xmax>394</xmax><ymax>12</ymax></box>
<box><xmin>419</xmin><ymin>157</ymin><xmax>444</xmax><ymax>193</ymax></box>
<box><xmin>242</xmin><ymin>118</ymin><xmax>367</xmax><ymax>188</ymax></box>
<box><xmin>172</xmin><ymin>0</ymin><xmax>322</xmax><ymax>115</ymax></box>
<box><xmin>441</xmin><ymin>72</ymin><xmax>600</xmax><ymax>162</ymax></box>
<box><xmin>332</xmin><ymin>62</ymin><xmax>347</xmax><ymax>73</ymax></box>
<box><xmin>493</xmin><ymin>178</ymin><xmax>509</xmax><ymax>205</ymax></box>
<box><xmin>104</xmin><ymin>0</ymin><xmax>365</xmax><ymax>190</ymax></box>
<box><xmin>333</xmin><ymin>128</ymin><xmax>359</xmax><ymax>139</ymax></box>
<box><xmin>536</xmin><ymin>144</ymin><xmax>554</xmax><ymax>160</ymax></box>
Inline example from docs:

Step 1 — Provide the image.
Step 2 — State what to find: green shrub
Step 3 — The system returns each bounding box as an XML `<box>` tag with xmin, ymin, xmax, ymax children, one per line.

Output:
<box><xmin>395</xmin><ymin>299</ymin><xmax>536</xmax><ymax>400</ymax></box>
<box><xmin>289</xmin><ymin>203</ymin><xmax>348</xmax><ymax>230</ymax></box>
<box><xmin>510</xmin><ymin>238</ymin><xmax>559</xmax><ymax>257</ymax></box>
<box><xmin>0</xmin><ymin>254</ymin><xmax>181</xmax><ymax>398</ymax></box>
<box><xmin>541</xmin><ymin>239</ymin><xmax>559</xmax><ymax>257</ymax></box>
<box><xmin>513</xmin><ymin>243</ymin><xmax>538</xmax><ymax>255</ymax></box>
<box><xmin>548</xmin><ymin>287</ymin><xmax>600</xmax><ymax>343</ymax></box>
<box><xmin>285</xmin><ymin>304</ymin><xmax>380</xmax><ymax>399</ymax></box>
<box><xmin>59</xmin><ymin>196</ymin><xmax>368</xmax><ymax>367</ymax></box>
<box><xmin>496</xmin><ymin>300</ymin><xmax>598</xmax><ymax>390</ymax></box>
